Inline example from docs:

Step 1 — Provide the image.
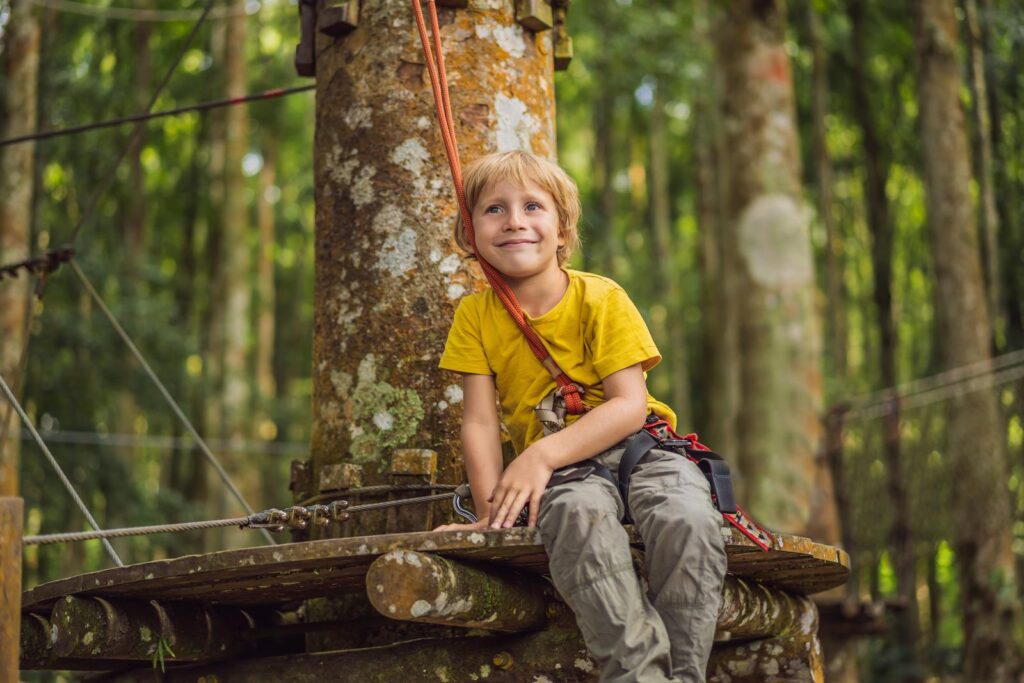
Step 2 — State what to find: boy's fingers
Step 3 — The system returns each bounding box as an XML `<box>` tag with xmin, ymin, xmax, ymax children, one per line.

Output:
<box><xmin>503</xmin><ymin>490</ymin><xmax>530</xmax><ymax>528</ymax></box>
<box><xmin>489</xmin><ymin>489</ymin><xmax>514</xmax><ymax>528</ymax></box>
<box><xmin>528</xmin><ymin>491</ymin><xmax>542</xmax><ymax>527</ymax></box>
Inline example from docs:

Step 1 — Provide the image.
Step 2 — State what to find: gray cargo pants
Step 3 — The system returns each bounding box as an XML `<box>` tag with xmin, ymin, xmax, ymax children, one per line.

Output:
<box><xmin>538</xmin><ymin>445</ymin><xmax>728</xmax><ymax>683</ymax></box>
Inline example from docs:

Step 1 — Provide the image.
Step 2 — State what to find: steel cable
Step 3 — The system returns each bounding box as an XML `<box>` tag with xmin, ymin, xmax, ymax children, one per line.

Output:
<box><xmin>70</xmin><ymin>261</ymin><xmax>275</xmax><ymax>545</ymax></box>
<box><xmin>0</xmin><ymin>85</ymin><xmax>314</xmax><ymax>148</ymax></box>
<box><xmin>23</xmin><ymin>492</ymin><xmax>457</xmax><ymax>546</ymax></box>
<box><xmin>0</xmin><ymin>371</ymin><xmax>124</xmax><ymax>565</ymax></box>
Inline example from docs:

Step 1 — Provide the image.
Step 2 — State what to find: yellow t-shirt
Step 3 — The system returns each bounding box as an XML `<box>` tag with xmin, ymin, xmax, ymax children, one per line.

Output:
<box><xmin>439</xmin><ymin>269</ymin><xmax>677</xmax><ymax>455</ymax></box>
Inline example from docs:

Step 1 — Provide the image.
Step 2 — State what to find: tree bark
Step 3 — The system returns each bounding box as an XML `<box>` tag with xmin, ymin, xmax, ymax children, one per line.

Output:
<box><xmin>845</xmin><ymin>0</ymin><xmax>919</xmax><ymax>665</ymax></box>
<box><xmin>693</xmin><ymin>0</ymin><xmax>738</xmax><ymax>459</ymax></box>
<box><xmin>909</xmin><ymin>1</ymin><xmax>1020</xmax><ymax>679</ymax></box>
<box><xmin>960</xmin><ymin>0</ymin><xmax>1001</xmax><ymax>348</ymax></box>
<box><xmin>222</xmin><ymin>0</ymin><xmax>255</xmax><ymax>514</ymax></box>
<box><xmin>312</xmin><ymin>1</ymin><xmax>557</xmax><ymax>530</ymax></box>
<box><xmin>0</xmin><ymin>2</ymin><xmax>40</xmax><ymax>497</ymax></box>
<box><xmin>715</xmin><ymin>0</ymin><xmax>822</xmax><ymax>532</ymax></box>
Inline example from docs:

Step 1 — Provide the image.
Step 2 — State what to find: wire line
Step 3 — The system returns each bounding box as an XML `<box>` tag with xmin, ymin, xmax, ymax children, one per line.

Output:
<box><xmin>0</xmin><ymin>371</ymin><xmax>124</xmax><ymax>565</ymax></box>
<box><xmin>69</xmin><ymin>261</ymin><xmax>275</xmax><ymax>545</ymax></box>
<box><xmin>25</xmin><ymin>0</ymin><xmax>250</xmax><ymax>21</ymax></box>
<box><xmin>0</xmin><ymin>85</ymin><xmax>314</xmax><ymax>148</ymax></box>
<box><xmin>66</xmin><ymin>0</ymin><xmax>217</xmax><ymax>245</ymax></box>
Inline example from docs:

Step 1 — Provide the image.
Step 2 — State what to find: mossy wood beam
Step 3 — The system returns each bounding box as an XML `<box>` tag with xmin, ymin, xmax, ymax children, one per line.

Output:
<box><xmin>21</xmin><ymin>595</ymin><xmax>255</xmax><ymax>667</ymax></box>
<box><xmin>365</xmin><ymin>549</ymin><xmax>551</xmax><ymax>632</ymax></box>
<box><xmin>102</xmin><ymin>623</ymin><xmax>596</xmax><ymax>683</ymax></box>
<box><xmin>710</xmin><ymin>579</ymin><xmax>824</xmax><ymax>682</ymax></box>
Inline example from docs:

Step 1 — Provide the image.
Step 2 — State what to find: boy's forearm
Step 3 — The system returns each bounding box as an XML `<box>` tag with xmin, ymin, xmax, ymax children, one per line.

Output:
<box><xmin>533</xmin><ymin>395</ymin><xmax>646</xmax><ymax>471</ymax></box>
<box><xmin>461</xmin><ymin>420</ymin><xmax>504</xmax><ymax>521</ymax></box>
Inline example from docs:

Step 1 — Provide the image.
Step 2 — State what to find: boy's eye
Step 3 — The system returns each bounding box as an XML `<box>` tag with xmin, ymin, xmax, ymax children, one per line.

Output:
<box><xmin>485</xmin><ymin>205</ymin><xmax>502</xmax><ymax>214</ymax></box>
<box><xmin>526</xmin><ymin>202</ymin><xmax>541</xmax><ymax>211</ymax></box>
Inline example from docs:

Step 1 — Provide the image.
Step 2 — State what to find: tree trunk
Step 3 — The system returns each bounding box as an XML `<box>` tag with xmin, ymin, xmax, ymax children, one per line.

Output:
<box><xmin>256</xmin><ymin>142</ymin><xmax>278</xmax><ymax>506</ymax></box>
<box><xmin>693</xmin><ymin>0</ymin><xmax>738</xmax><ymax>459</ymax></box>
<box><xmin>222</xmin><ymin>0</ymin><xmax>255</xmax><ymax>512</ymax></box>
<box><xmin>803</xmin><ymin>0</ymin><xmax>843</xmax><ymax>552</ymax></box>
<box><xmin>909</xmin><ymin>1</ymin><xmax>1020</xmax><ymax>679</ymax></box>
<box><xmin>0</xmin><ymin>2</ymin><xmax>40</xmax><ymax>497</ymax></box>
<box><xmin>960</xmin><ymin>0</ymin><xmax>1001</xmax><ymax>348</ymax></box>
<box><xmin>807</xmin><ymin>4</ymin><xmax>845</xmax><ymax>386</ymax></box>
<box><xmin>647</xmin><ymin>84</ymin><xmax>691</xmax><ymax>428</ymax></box>
<box><xmin>845</xmin><ymin>0</ymin><xmax>919</xmax><ymax>666</ymax></box>
<box><xmin>312</xmin><ymin>1</ymin><xmax>557</xmax><ymax>529</ymax></box>
<box><xmin>590</xmin><ymin>90</ymin><xmax>617</xmax><ymax>279</ymax></box>
<box><xmin>715</xmin><ymin>0</ymin><xmax>822</xmax><ymax>532</ymax></box>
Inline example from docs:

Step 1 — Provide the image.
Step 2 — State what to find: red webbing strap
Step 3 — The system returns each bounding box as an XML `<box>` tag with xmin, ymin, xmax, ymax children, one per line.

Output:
<box><xmin>411</xmin><ymin>0</ymin><xmax>585</xmax><ymax>414</ymax></box>
<box><xmin>645</xmin><ymin>423</ymin><xmax>774</xmax><ymax>551</ymax></box>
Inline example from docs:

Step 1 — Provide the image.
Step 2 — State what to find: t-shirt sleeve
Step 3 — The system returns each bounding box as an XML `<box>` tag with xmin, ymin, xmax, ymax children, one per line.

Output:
<box><xmin>439</xmin><ymin>297</ymin><xmax>493</xmax><ymax>375</ymax></box>
<box><xmin>588</xmin><ymin>287</ymin><xmax>662</xmax><ymax>379</ymax></box>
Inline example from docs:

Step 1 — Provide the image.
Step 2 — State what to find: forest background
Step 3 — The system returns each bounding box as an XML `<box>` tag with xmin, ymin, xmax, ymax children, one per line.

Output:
<box><xmin>1</xmin><ymin>0</ymin><xmax>1023</xmax><ymax>681</ymax></box>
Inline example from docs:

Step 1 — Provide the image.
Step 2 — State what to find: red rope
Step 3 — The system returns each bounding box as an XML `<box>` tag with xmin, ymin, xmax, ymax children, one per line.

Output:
<box><xmin>411</xmin><ymin>0</ymin><xmax>585</xmax><ymax>414</ymax></box>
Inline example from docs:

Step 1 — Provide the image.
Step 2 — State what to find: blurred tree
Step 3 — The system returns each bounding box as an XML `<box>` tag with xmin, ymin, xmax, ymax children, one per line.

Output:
<box><xmin>0</xmin><ymin>0</ymin><xmax>40</xmax><ymax>497</ymax></box>
<box><xmin>846</xmin><ymin>0</ymin><xmax>920</xmax><ymax>669</ymax></box>
<box><xmin>715</xmin><ymin>0</ymin><xmax>823</xmax><ymax>532</ymax></box>
<box><xmin>910</xmin><ymin>0</ymin><xmax>1021</xmax><ymax>680</ymax></box>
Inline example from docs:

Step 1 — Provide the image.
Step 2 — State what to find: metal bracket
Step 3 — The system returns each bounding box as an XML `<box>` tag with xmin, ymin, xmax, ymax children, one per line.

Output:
<box><xmin>516</xmin><ymin>0</ymin><xmax>553</xmax><ymax>31</ymax></box>
<box><xmin>553</xmin><ymin>3</ymin><xmax>573</xmax><ymax>71</ymax></box>
<box><xmin>319</xmin><ymin>0</ymin><xmax>360</xmax><ymax>38</ymax></box>
<box><xmin>295</xmin><ymin>0</ymin><xmax>317</xmax><ymax>78</ymax></box>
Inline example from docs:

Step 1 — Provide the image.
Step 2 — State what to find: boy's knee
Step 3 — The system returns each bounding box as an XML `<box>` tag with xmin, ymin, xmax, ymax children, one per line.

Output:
<box><xmin>539</xmin><ymin>483</ymin><xmax>620</xmax><ymax>536</ymax></box>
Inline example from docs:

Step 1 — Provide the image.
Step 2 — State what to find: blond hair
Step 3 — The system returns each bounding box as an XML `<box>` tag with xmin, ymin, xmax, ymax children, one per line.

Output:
<box><xmin>454</xmin><ymin>151</ymin><xmax>582</xmax><ymax>266</ymax></box>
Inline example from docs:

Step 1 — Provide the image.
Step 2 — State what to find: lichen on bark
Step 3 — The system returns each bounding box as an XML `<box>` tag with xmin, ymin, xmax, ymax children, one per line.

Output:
<box><xmin>312</xmin><ymin>0</ymin><xmax>556</xmax><ymax>512</ymax></box>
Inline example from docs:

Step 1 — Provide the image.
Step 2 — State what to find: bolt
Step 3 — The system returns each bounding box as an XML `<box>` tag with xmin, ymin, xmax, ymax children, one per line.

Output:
<box><xmin>546</xmin><ymin>604</ymin><xmax>559</xmax><ymax>619</ymax></box>
<box><xmin>493</xmin><ymin>651</ymin><xmax>513</xmax><ymax>670</ymax></box>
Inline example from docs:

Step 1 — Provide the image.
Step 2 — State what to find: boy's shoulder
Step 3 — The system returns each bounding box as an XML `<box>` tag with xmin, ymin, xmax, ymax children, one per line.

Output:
<box><xmin>566</xmin><ymin>269</ymin><xmax>630</xmax><ymax>304</ymax></box>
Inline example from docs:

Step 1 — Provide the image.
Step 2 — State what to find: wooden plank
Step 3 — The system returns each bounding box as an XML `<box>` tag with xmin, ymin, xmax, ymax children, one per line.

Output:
<box><xmin>22</xmin><ymin>527</ymin><xmax>850</xmax><ymax>615</ymax></box>
<box><xmin>1</xmin><ymin>496</ymin><xmax>23</xmax><ymax>682</ymax></box>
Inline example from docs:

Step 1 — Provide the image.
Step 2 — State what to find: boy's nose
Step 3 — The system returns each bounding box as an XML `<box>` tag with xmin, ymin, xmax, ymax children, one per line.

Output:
<box><xmin>504</xmin><ymin>208</ymin><xmax>527</xmax><ymax>230</ymax></box>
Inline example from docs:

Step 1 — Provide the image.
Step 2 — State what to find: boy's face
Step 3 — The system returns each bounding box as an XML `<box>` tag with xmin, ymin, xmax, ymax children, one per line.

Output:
<box><xmin>471</xmin><ymin>178</ymin><xmax>564</xmax><ymax>281</ymax></box>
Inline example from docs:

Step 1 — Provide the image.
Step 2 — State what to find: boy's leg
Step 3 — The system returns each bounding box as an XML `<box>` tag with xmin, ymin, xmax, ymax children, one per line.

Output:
<box><xmin>627</xmin><ymin>450</ymin><xmax>728</xmax><ymax>683</ymax></box>
<box><xmin>538</xmin><ymin>464</ymin><xmax>677</xmax><ymax>683</ymax></box>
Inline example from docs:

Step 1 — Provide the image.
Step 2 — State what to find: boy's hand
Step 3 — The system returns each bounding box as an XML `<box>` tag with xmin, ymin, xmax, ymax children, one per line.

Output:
<box><xmin>433</xmin><ymin>518</ymin><xmax>490</xmax><ymax>533</ymax></box>
<box><xmin>488</xmin><ymin>446</ymin><xmax>554</xmax><ymax>529</ymax></box>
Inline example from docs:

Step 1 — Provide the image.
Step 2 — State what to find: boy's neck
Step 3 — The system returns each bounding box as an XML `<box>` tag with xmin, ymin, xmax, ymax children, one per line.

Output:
<box><xmin>505</xmin><ymin>266</ymin><xmax>569</xmax><ymax>318</ymax></box>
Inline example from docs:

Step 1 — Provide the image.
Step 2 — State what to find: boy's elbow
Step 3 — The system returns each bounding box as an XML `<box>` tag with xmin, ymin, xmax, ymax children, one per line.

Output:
<box><xmin>624</xmin><ymin>395</ymin><xmax>648</xmax><ymax>430</ymax></box>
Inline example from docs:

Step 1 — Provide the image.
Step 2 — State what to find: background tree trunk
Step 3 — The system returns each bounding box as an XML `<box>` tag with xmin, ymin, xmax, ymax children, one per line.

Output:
<box><xmin>909</xmin><ymin>1</ymin><xmax>1020</xmax><ymax>679</ymax></box>
<box><xmin>846</xmin><ymin>0</ymin><xmax>920</xmax><ymax>666</ymax></box>
<box><xmin>715</xmin><ymin>0</ymin><xmax>822</xmax><ymax>532</ymax></box>
<box><xmin>312</xmin><ymin>1</ymin><xmax>558</xmax><ymax>529</ymax></box>
<box><xmin>0</xmin><ymin>1</ymin><xmax>40</xmax><ymax>497</ymax></box>
<box><xmin>694</xmin><ymin>0</ymin><xmax>738</xmax><ymax>460</ymax></box>
<box><xmin>960</xmin><ymin>0</ymin><xmax>1001</xmax><ymax>349</ymax></box>
<box><xmin>647</xmin><ymin>84</ymin><xmax>691</xmax><ymax>428</ymax></box>
<box><xmin>222</xmin><ymin>0</ymin><xmax>255</xmax><ymax>510</ymax></box>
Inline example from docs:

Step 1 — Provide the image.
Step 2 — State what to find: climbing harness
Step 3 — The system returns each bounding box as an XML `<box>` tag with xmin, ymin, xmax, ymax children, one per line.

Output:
<box><xmin>413</xmin><ymin>2</ymin><xmax>770</xmax><ymax>550</ymax></box>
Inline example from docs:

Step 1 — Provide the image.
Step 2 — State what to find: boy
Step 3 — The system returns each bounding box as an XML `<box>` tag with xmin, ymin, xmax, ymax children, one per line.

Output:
<box><xmin>436</xmin><ymin>151</ymin><xmax>727</xmax><ymax>683</ymax></box>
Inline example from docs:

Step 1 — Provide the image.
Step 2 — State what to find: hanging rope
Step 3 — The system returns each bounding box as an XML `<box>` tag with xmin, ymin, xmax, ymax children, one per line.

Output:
<box><xmin>0</xmin><ymin>85</ymin><xmax>314</xmax><ymax>148</ymax></box>
<box><xmin>70</xmin><ymin>261</ymin><xmax>275</xmax><ymax>545</ymax></box>
<box><xmin>0</xmin><ymin>371</ymin><xmax>124</xmax><ymax>565</ymax></box>
<box><xmin>411</xmin><ymin>0</ymin><xmax>585</xmax><ymax>414</ymax></box>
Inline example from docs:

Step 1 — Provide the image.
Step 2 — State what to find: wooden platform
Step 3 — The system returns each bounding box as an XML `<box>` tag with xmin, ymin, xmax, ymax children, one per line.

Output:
<box><xmin>22</xmin><ymin>527</ymin><xmax>848</xmax><ymax>614</ymax></box>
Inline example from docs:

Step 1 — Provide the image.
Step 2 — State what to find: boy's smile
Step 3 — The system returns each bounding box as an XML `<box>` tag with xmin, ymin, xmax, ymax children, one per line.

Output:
<box><xmin>472</xmin><ymin>179</ymin><xmax>565</xmax><ymax>284</ymax></box>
